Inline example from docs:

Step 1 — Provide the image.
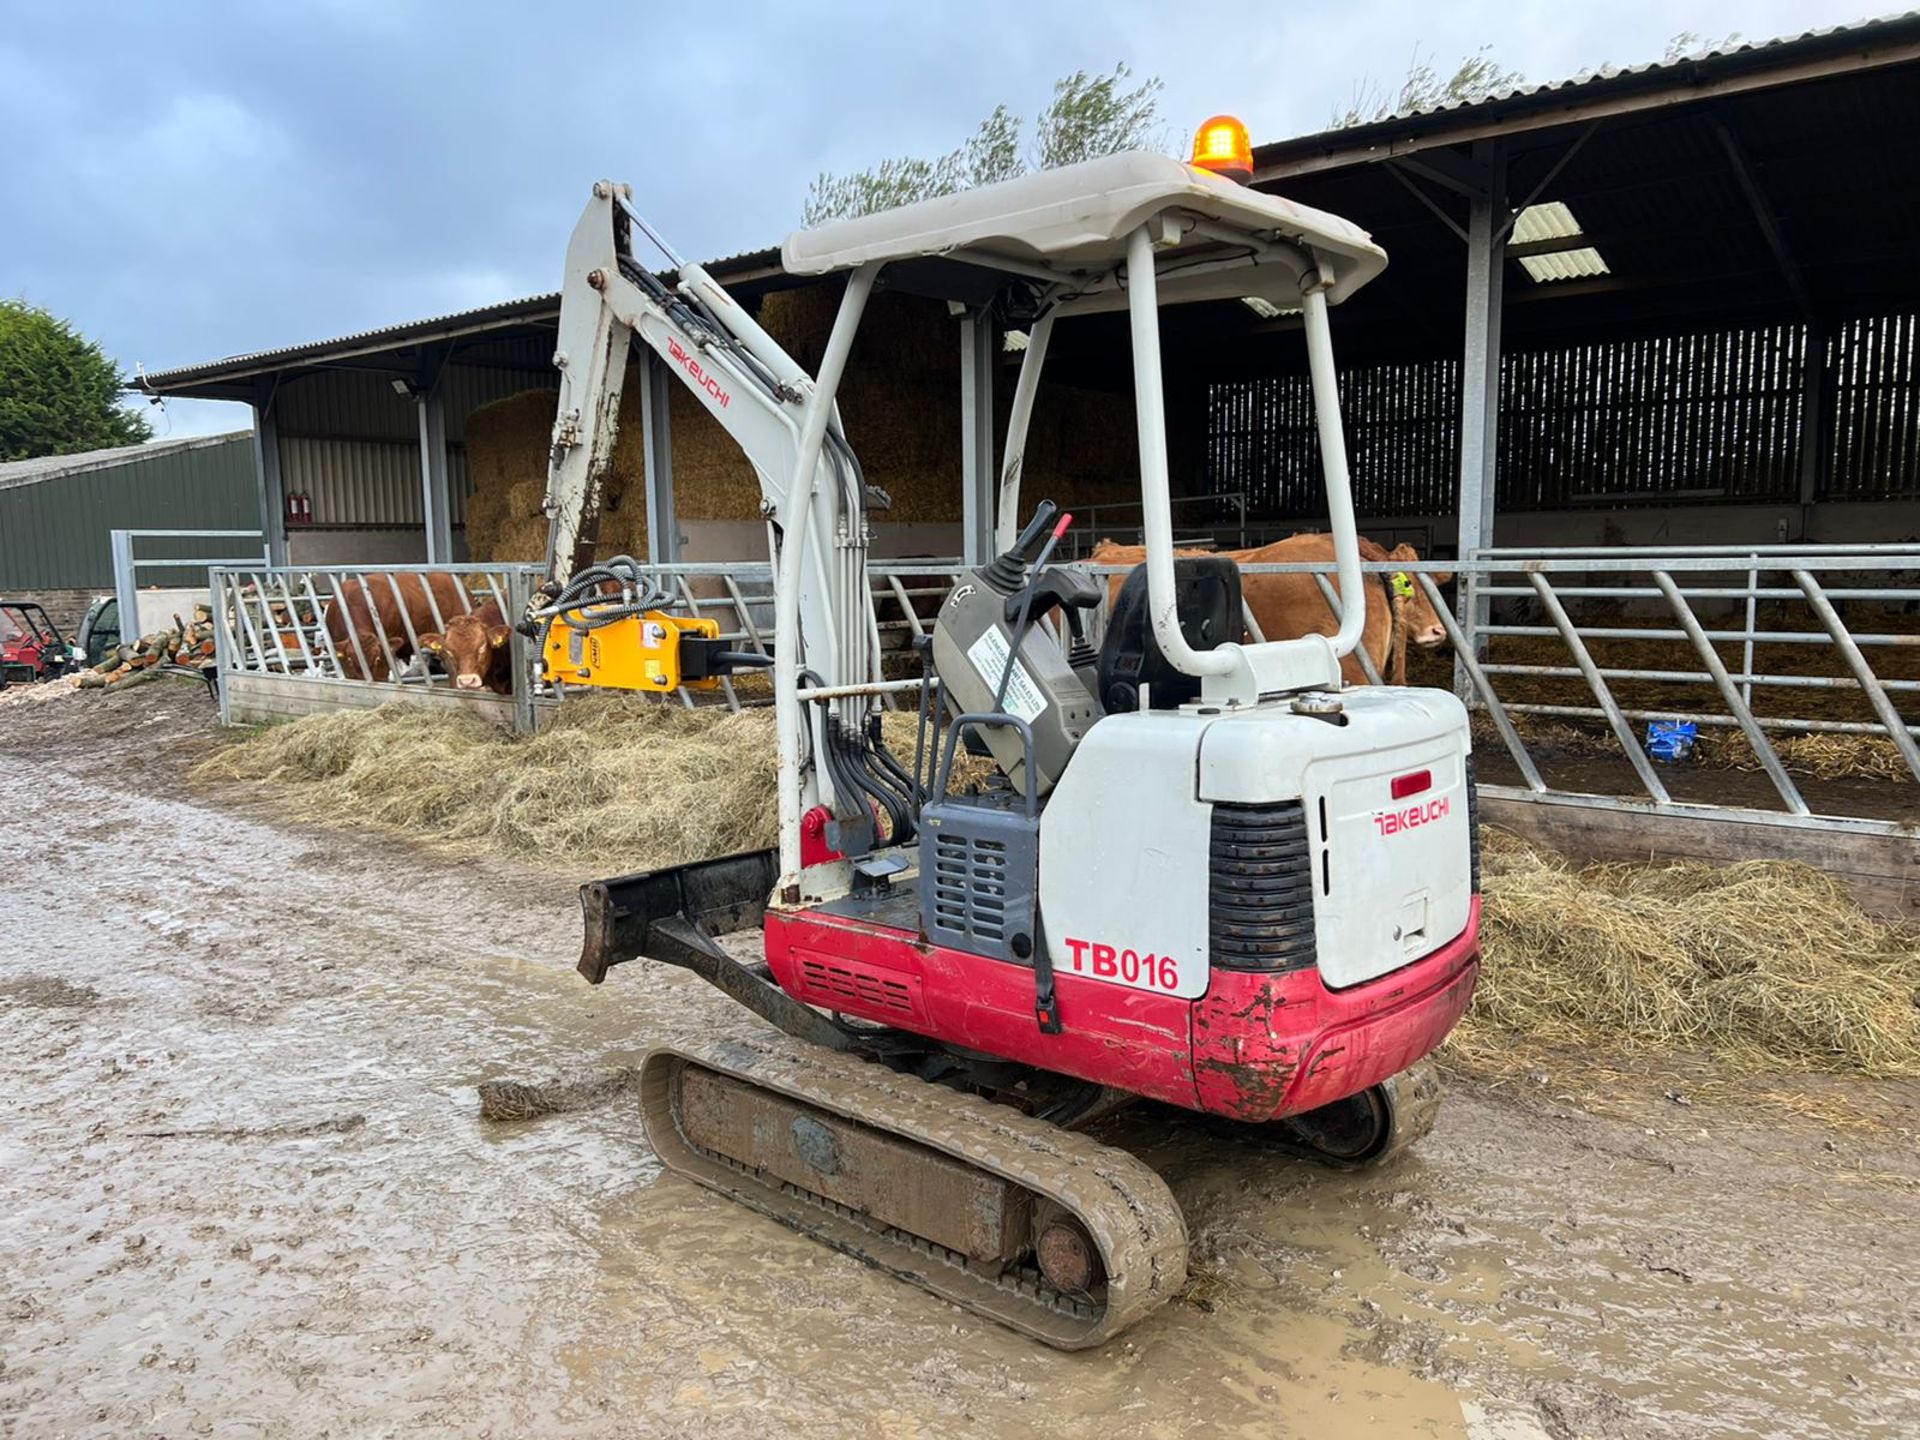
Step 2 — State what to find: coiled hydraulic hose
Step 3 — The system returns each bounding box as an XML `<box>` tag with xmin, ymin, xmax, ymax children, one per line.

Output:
<box><xmin>531</xmin><ymin>554</ymin><xmax>677</xmax><ymax>658</ymax></box>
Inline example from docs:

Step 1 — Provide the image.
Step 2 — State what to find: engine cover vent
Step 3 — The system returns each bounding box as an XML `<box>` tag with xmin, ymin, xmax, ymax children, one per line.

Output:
<box><xmin>919</xmin><ymin>794</ymin><xmax>1038</xmax><ymax>965</ymax></box>
<box><xmin>1208</xmin><ymin>800</ymin><xmax>1318</xmax><ymax>973</ymax></box>
<box><xmin>1465</xmin><ymin>753</ymin><xmax>1482</xmax><ymax>895</ymax></box>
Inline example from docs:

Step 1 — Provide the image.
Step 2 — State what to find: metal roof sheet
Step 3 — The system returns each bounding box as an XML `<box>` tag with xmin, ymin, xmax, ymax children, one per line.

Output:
<box><xmin>139</xmin><ymin>248</ymin><xmax>783</xmax><ymax>392</ymax></box>
<box><xmin>0</xmin><ymin>430</ymin><xmax>252</xmax><ymax>493</ymax></box>
<box><xmin>1251</xmin><ymin>11</ymin><xmax>1920</xmax><ymax>176</ymax></box>
<box><xmin>140</xmin><ymin>13</ymin><xmax>1919</xmax><ymax>399</ymax></box>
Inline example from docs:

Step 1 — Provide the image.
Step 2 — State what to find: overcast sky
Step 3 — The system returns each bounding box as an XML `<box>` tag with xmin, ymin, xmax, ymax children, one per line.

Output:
<box><xmin>0</xmin><ymin>0</ymin><xmax>1881</xmax><ymax>438</ymax></box>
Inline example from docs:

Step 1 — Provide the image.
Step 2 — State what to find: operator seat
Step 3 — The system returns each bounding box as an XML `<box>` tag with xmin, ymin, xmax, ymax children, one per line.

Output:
<box><xmin>1096</xmin><ymin>556</ymin><xmax>1242</xmax><ymax>713</ymax></box>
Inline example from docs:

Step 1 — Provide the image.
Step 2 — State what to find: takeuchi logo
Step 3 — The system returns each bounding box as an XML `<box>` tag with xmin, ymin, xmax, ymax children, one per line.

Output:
<box><xmin>667</xmin><ymin>338</ymin><xmax>730</xmax><ymax>409</ymax></box>
<box><xmin>1373</xmin><ymin>795</ymin><xmax>1449</xmax><ymax>836</ymax></box>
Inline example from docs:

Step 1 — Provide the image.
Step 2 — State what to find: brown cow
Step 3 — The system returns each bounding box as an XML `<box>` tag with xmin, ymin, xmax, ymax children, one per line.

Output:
<box><xmin>1087</xmin><ymin>535</ymin><xmax>1452</xmax><ymax>685</ymax></box>
<box><xmin>418</xmin><ymin>600</ymin><xmax>513</xmax><ymax>694</ymax></box>
<box><xmin>323</xmin><ymin>572</ymin><xmax>479</xmax><ymax>682</ymax></box>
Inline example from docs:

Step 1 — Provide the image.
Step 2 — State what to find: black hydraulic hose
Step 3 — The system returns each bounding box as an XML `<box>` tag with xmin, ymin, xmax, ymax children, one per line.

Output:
<box><xmin>823</xmin><ymin>718</ymin><xmax>901</xmax><ymax>846</ymax></box>
<box><xmin>839</xmin><ymin>721</ymin><xmax>913</xmax><ymax>842</ymax></box>
<box><xmin>842</xmin><ymin>718</ymin><xmax>914</xmax><ymax>843</ymax></box>
<box><xmin>865</xmin><ymin>721</ymin><xmax>923</xmax><ymax>816</ymax></box>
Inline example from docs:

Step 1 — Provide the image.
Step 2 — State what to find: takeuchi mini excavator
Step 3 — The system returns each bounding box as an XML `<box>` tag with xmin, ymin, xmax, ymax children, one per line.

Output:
<box><xmin>530</xmin><ymin>116</ymin><xmax>1481</xmax><ymax>1348</ymax></box>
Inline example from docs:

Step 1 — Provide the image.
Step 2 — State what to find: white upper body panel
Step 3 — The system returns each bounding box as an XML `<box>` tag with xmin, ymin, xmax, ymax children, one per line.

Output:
<box><xmin>781</xmin><ymin>152</ymin><xmax>1386</xmax><ymax>308</ymax></box>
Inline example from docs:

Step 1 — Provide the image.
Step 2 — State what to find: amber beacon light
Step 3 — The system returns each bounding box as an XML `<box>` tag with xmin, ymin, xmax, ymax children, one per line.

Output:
<box><xmin>1190</xmin><ymin>114</ymin><xmax>1254</xmax><ymax>183</ymax></box>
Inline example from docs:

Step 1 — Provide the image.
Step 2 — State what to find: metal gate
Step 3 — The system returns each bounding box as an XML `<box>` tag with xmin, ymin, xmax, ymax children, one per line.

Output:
<box><xmin>209</xmin><ymin>547</ymin><xmax>1920</xmax><ymax>841</ymax></box>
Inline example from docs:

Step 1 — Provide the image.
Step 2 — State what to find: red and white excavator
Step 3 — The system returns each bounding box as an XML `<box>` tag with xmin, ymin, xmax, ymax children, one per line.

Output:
<box><xmin>531</xmin><ymin>116</ymin><xmax>1481</xmax><ymax>1348</ymax></box>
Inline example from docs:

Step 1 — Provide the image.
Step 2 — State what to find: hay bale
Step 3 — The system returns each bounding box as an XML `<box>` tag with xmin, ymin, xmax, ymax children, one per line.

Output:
<box><xmin>1457</xmin><ymin>830</ymin><xmax>1920</xmax><ymax>1077</ymax></box>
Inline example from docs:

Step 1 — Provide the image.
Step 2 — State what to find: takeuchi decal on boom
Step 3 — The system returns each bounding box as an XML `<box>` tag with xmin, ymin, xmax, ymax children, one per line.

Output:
<box><xmin>1374</xmin><ymin>795</ymin><xmax>1450</xmax><ymax>836</ymax></box>
<box><xmin>667</xmin><ymin>338</ymin><xmax>731</xmax><ymax>408</ymax></box>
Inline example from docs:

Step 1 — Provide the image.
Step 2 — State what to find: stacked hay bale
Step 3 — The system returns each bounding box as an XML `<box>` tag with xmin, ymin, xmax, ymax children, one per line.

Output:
<box><xmin>462</xmin><ymin>283</ymin><xmax>1141</xmax><ymax>560</ymax></box>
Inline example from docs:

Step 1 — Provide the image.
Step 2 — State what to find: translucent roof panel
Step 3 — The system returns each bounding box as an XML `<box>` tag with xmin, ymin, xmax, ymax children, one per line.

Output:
<box><xmin>1513</xmin><ymin>201</ymin><xmax>1611</xmax><ymax>284</ymax></box>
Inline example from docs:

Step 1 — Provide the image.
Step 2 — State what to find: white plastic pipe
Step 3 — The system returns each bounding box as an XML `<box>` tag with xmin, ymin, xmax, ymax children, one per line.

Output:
<box><xmin>774</xmin><ymin>261</ymin><xmax>880</xmax><ymax>883</ymax></box>
<box><xmin>1299</xmin><ymin>285</ymin><xmax>1367</xmax><ymax>660</ymax></box>
<box><xmin>1126</xmin><ymin>225</ymin><xmax>1236</xmax><ymax>680</ymax></box>
<box><xmin>994</xmin><ymin>310</ymin><xmax>1055</xmax><ymax>554</ymax></box>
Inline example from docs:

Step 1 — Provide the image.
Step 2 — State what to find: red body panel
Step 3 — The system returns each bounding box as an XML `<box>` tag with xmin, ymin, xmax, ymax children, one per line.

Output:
<box><xmin>764</xmin><ymin>897</ymin><xmax>1480</xmax><ymax>1122</ymax></box>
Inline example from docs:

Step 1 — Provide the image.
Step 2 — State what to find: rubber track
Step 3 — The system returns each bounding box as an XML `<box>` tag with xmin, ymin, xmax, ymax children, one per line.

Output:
<box><xmin>636</xmin><ymin>1034</ymin><xmax>1189</xmax><ymax>1350</ymax></box>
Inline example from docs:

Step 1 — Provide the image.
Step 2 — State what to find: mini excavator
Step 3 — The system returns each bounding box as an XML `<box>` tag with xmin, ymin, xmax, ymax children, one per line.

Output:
<box><xmin>528</xmin><ymin>117</ymin><xmax>1481</xmax><ymax>1348</ymax></box>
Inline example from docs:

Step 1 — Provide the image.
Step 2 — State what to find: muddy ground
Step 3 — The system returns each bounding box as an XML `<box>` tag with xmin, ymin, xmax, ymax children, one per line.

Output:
<box><xmin>3</xmin><ymin>680</ymin><xmax>1918</xmax><ymax>1439</ymax></box>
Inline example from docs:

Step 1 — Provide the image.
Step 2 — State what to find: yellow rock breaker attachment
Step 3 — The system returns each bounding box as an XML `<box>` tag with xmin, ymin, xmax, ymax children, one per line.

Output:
<box><xmin>541</xmin><ymin>606</ymin><xmax>722</xmax><ymax>692</ymax></box>
<box><xmin>529</xmin><ymin>555</ymin><xmax>774</xmax><ymax>694</ymax></box>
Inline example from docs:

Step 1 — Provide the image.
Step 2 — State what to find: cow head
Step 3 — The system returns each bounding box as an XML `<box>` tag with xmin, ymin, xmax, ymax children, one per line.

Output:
<box><xmin>419</xmin><ymin>613</ymin><xmax>509</xmax><ymax>690</ymax></box>
<box><xmin>1388</xmin><ymin>544</ymin><xmax>1452</xmax><ymax>649</ymax></box>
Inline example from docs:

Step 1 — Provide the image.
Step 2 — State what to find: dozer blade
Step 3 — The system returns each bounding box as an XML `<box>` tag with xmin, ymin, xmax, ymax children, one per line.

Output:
<box><xmin>637</xmin><ymin>1034</ymin><xmax>1188</xmax><ymax>1350</ymax></box>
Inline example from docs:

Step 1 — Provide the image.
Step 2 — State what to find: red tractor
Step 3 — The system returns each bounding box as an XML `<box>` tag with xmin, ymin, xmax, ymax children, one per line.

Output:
<box><xmin>0</xmin><ymin>602</ymin><xmax>81</xmax><ymax>688</ymax></box>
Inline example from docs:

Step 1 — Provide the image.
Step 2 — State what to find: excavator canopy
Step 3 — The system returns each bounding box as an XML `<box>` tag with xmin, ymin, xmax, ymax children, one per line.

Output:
<box><xmin>780</xmin><ymin>151</ymin><xmax>1386</xmax><ymax>311</ymax></box>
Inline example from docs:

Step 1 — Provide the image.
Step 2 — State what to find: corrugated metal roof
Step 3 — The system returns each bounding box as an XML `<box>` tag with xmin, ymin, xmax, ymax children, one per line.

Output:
<box><xmin>141</xmin><ymin>13</ymin><xmax>1919</xmax><ymax>402</ymax></box>
<box><xmin>0</xmin><ymin>430</ymin><xmax>252</xmax><ymax>493</ymax></box>
<box><xmin>139</xmin><ymin>246</ymin><xmax>786</xmax><ymax>392</ymax></box>
<box><xmin>1350</xmin><ymin>15</ymin><xmax>1912</xmax><ymax>127</ymax></box>
<box><xmin>1252</xmin><ymin>11</ymin><xmax>1920</xmax><ymax>174</ymax></box>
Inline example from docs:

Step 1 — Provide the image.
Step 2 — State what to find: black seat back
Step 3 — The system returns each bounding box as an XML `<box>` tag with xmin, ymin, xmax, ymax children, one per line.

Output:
<box><xmin>1096</xmin><ymin>556</ymin><xmax>1242</xmax><ymax>713</ymax></box>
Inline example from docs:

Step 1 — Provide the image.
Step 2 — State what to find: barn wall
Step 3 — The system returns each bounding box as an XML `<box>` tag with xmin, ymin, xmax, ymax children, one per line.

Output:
<box><xmin>0</xmin><ymin>433</ymin><xmax>257</xmax><ymax>590</ymax></box>
<box><xmin>269</xmin><ymin>362</ymin><xmax>558</xmax><ymax>537</ymax></box>
<box><xmin>1205</xmin><ymin>311</ymin><xmax>1920</xmax><ymax>536</ymax></box>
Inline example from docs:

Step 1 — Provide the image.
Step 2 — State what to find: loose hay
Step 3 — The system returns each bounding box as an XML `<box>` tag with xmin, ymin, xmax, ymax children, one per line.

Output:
<box><xmin>1456</xmin><ymin>829</ymin><xmax>1920</xmax><ymax>1078</ymax></box>
<box><xmin>193</xmin><ymin>696</ymin><xmax>992</xmax><ymax>874</ymax></box>
<box><xmin>1697</xmin><ymin>730</ymin><xmax>1913</xmax><ymax>782</ymax></box>
<box><xmin>1470</xmin><ymin>712</ymin><xmax>1914</xmax><ymax>782</ymax></box>
<box><xmin>194</xmin><ymin>696</ymin><xmax>783</xmax><ymax>873</ymax></box>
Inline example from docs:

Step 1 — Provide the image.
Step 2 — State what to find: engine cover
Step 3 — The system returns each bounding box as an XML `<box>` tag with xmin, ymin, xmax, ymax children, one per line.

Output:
<box><xmin>1197</xmin><ymin>688</ymin><xmax>1473</xmax><ymax>990</ymax></box>
<box><xmin>1036</xmin><ymin>689</ymin><xmax>1472</xmax><ymax>999</ymax></box>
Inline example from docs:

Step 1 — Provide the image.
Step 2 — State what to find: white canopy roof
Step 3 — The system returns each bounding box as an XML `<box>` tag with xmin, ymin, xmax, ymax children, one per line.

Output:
<box><xmin>781</xmin><ymin>152</ymin><xmax>1387</xmax><ymax>309</ymax></box>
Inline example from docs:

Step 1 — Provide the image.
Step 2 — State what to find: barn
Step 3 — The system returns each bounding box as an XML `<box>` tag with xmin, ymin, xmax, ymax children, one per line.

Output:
<box><xmin>133</xmin><ymin>18</ymin><xmax>1920</xmax><ymax>574</ymax></box>
<box><xmin>133</xmin><ymin>16</ymin><xmax>1919</xmax><ymax>905</ymax></box>
<box><xmin>0</xmin><ymin>431</ymin><xmax>257</xmax><ymax>634</ymax></box>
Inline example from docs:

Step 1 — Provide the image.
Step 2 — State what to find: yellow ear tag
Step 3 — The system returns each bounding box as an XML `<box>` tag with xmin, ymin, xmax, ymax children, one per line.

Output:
<box><xmin>1391</xmin><ymin>572</ymin><xmax>1415</xmax><ymax>599</ymax></box>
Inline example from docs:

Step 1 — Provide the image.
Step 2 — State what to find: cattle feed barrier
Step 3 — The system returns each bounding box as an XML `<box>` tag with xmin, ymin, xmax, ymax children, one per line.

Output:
<box><xmin>209</xmin><ymin>547</ymin><xmax>1920</xmax><ymax>882</ymax></box>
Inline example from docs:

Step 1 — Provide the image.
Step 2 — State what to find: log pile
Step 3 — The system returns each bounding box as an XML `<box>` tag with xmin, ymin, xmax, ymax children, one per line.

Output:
<box><xmin>75</xmin><ymin>606</ymin><xmax>217</xmax><ymax>690</ymax></box>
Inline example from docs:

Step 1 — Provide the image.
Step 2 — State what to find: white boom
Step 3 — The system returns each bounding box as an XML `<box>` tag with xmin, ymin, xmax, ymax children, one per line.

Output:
<box><xmin>542</xmin><ymin>182</ymin><xmax>883</xmax><ymax>892</ymax></box>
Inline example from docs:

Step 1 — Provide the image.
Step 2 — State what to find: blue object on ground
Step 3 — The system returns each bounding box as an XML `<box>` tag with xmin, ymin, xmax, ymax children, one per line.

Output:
<box><xmin>1646</xmin><ymin>720</ymin><xmax>1698</xmax><ymax>763</ymax></box>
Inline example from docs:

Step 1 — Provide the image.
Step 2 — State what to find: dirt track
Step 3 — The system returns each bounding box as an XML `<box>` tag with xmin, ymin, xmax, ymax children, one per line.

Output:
<box><xmin>3</xmin><ymin>681</ymin><xmax>1918</xmax><ymax>1438</ymax></box>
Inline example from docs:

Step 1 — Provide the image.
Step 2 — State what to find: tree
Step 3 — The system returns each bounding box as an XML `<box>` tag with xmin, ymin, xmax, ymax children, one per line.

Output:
<box><xmin>0</xmin><ymin>300</ymin><xmax>152</xmax><ymax>460</ymax></box>
<box><xmin>802</xmin><ymin>64</ymin><xmax>1166</xmax><ymax>224</ymax></box>
<box><xmin>1330</xmin><ymin>46</ymin><xmax>1526</xmax><ymax>129</ymax></box>
<box><xmin>1032</xmin><ymin>64</ymin><xmax>1166</xmax><ymax>171</ymax></box>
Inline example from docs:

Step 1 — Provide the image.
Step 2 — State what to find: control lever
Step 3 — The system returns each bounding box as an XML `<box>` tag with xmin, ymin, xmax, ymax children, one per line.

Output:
<box><xmin>981</xmin><ymin>500</ymin><xmax>1060</xmax><ymax>594</ymax></box>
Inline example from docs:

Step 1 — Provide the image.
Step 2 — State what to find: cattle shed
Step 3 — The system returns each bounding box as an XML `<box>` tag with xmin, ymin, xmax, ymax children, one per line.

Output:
<box><xmin>137</xmin><ymin>15</ymin><xmax>1920</xmax><ymax>572</ymax></box>
<box><xmin>0</xmin><ymin>431</ymin><xmax>257</xmax><ymax>631</ymax></box>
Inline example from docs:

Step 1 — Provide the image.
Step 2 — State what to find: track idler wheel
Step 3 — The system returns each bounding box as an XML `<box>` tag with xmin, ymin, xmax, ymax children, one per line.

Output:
<box><xmin>1262</xmin><ymin>1059</ymin><xmax>1443</xmax><ymax>1169</ymax></box>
